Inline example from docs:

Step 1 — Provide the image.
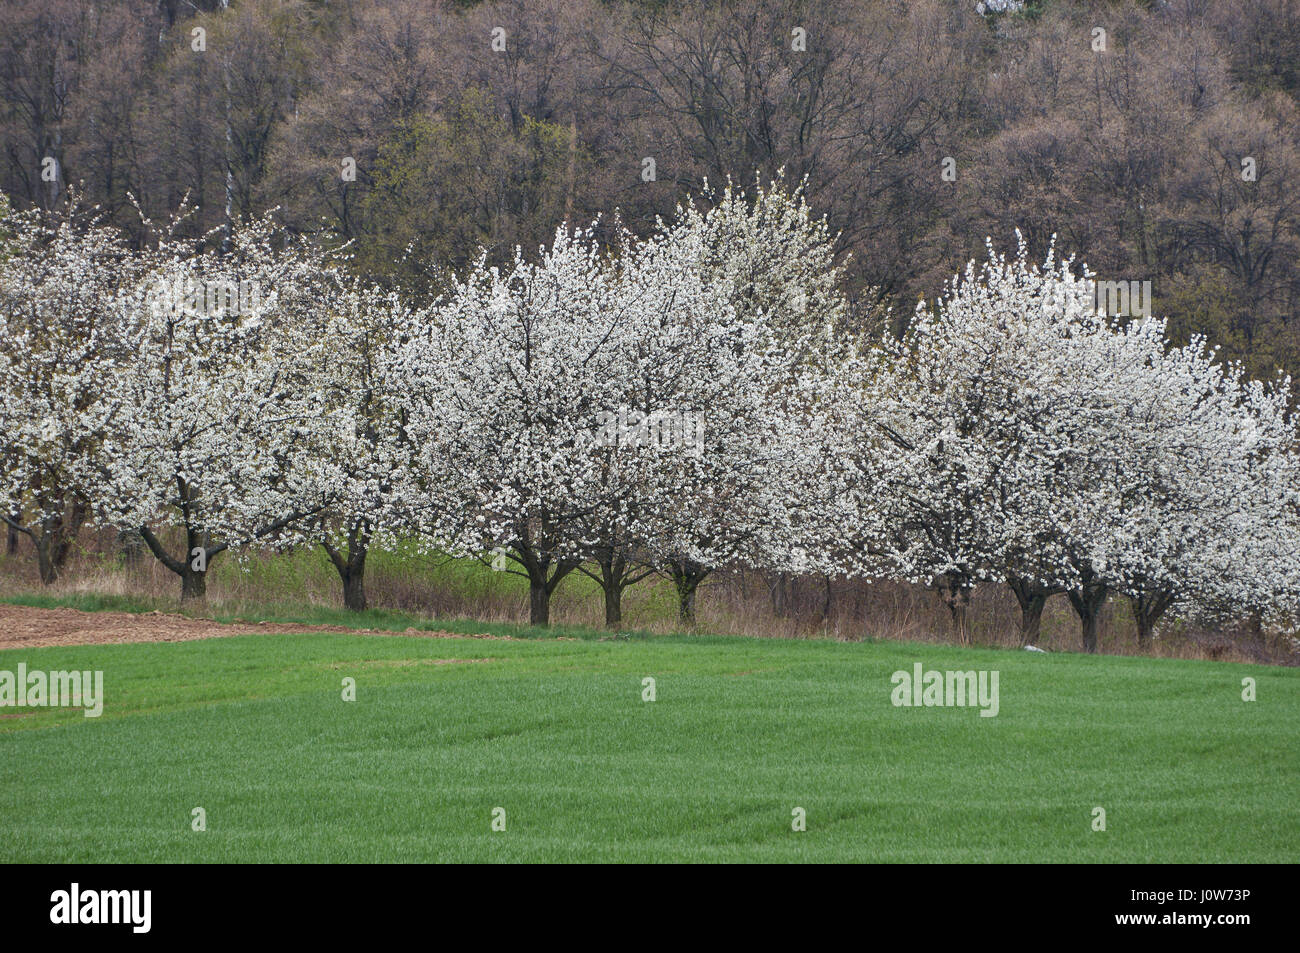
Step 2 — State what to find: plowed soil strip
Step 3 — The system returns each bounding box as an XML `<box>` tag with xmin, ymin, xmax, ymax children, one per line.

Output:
<box><xmin>0</xmin><ymin>603</ymin><xmax>513</xmax><ymax>651</ymax></box>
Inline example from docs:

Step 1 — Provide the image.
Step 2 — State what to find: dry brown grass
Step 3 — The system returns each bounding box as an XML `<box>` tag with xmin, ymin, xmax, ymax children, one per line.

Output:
<box><xmin>2</xmin><ymin>526</ymin><xmax>1296</xmax><ymax>665</ymax></box>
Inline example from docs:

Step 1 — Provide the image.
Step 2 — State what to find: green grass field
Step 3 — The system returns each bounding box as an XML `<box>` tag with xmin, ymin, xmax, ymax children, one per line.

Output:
<box><xmin>1</xmin><ymin>625</ymin><xmax>1296</xmax><ymax>862</ymax></box>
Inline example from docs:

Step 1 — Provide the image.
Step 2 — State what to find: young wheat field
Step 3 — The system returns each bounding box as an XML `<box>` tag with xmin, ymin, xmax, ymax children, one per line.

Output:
<box><xmin>1</xmin><ymin>616</ymin><xmax>1293</xmax><ymax>863</ymax></box>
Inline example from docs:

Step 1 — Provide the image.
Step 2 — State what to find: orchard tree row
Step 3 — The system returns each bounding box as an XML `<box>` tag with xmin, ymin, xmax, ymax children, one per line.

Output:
<box><xmin>2</xmin><ymin>182</ymin><xmax>1298</xmax><ymax>653</ymax></box>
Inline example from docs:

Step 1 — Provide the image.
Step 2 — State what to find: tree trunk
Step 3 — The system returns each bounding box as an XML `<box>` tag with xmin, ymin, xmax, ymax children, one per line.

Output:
<box><xmin>1067</xmin><ymin>576</ymin><xmax>1108</xmax><ymax>653</ymax></box>
<box><xmin>5</xmin><ymin>514</ymin><xmax>18</xmax><ymax>556</ymax></box>
<box><xmin>770</xmin><ymin>572</ymin><xmax>790</xmax><ymax>617</ymax></box>
<box><xmin>35</xmin><ymin>536</ymin><xmax>57</xmax><ymax>585</ymax></box>
<box><xmin>323</xmin><ymin>529</ymin><xmax>370</xmax><ymax>612</ymax></box>
<box><xmin>1133</xmin><ymin>596</ymin><xmax>1153</xmax><ymax>645</ymax></box>
<box><xmin>181</xmin><ymin>564</ymin><xmax>207</xmax><ymax>601</ymax></box>
<box><xmin>180</xmin><ymin>526</ymin><xmax>212</xmax><ymax>602</ymax></box>
<box><xmin>1007</xmin><ymin>576</ymin><xmax>1055</xmax><ymax>647</ymax></box>
<box><xmin>529</xmin><ymin>577</ymin><xmax>550</xmax><ymax>626</ymax></box>
<box><xmin>678</xmin><ymin>581</ymin><xmax>697</xmax><ymax>625</ymax></box>
<box><xmin>1020</xmin><ymin>593</ymin><xmax>1046</xmax><ymax>645</ymax></box>
<box><xmin>670</xmin><ymin>558</ymin><xmax>709</xmax><ymax>627</ymax></box>
<box><xmin>342</xmin><ymin>563</ymin><xmax>367</xmax><ymax>611</ymax></box>
<box><xmin>514</xmin><ymin>540</ymin><xmax>578</xmax><ymax>627</ymax></box>
<box><xmin>948</xmin><ymin>598</ymin><xmax>970</xmax><ymax>645</ymax></box>
<box><xmin>942</xmin><ymin>575</ymin><xmax>972</xmax><ymax>644</ymax></box>
<box><xmin>1134</xmin><ymin>611</ymin><xmax>1152</xmax><ymax>645</ymax></box>
<box><xmin>137</xmin><ymin>523</ymin><xmax>221</xmax><ymax>602</ymax></box>
<box><xmin>1131</xmin><ymin>591</ymin><xmax>1174</xmax><ymax>646</ymax></box>
<box><xmin>1078</xmin><ymin>605</ymin><xmax>1099</xmax><ymax>653</ymax></box>
<box><xmin>597</xmin><ymin>551</ymin><xmax>626</xmax><ymax>628</ymax></box>
<box><xmin>31</xmin><ymin>505</ymin><xmax>81</xmax><ymax>584</ymax></box>
<box><xmin>51</xmin><ymin>498</ymin><xmax>87</xmax><ymax>570</ymax></box>
<box><xmin>603</xmin><ymin>584</ymin><xmax>622</xmax><ymax>628</ymax></box>
<box><xmin>586</xmin><ymin>550</ymin><xmax>650</xmax><ymax>630</ymax></box>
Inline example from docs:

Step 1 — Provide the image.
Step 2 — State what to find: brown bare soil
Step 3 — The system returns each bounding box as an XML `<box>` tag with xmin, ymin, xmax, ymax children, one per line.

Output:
<box><xmin>0</xmin><ymin>603</ymin><xmax>511</xmax><ymax>651</ymax></box>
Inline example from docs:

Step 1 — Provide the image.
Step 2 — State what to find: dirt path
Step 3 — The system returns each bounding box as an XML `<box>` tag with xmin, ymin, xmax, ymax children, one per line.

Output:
<box><xmin>0</xmin><ymin>603</ymin><xmax>508</xmax><ymax>651</ymax></box>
